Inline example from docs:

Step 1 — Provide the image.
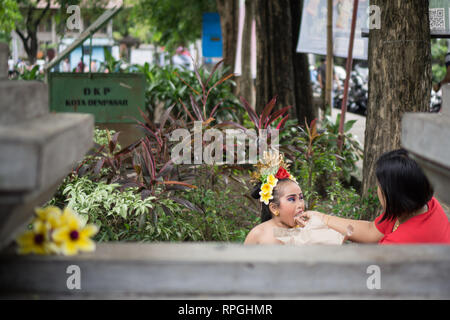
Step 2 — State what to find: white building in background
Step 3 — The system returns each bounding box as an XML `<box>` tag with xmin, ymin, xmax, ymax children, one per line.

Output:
<box><xmin>130</xmin><ymin>44</ymin><xmax>154</xmax><ymax>66</ymax></box>
<box><xmin>10</xmin><ymin>0</ymin><xmax>122</xmax><ymax>66</ymax></box>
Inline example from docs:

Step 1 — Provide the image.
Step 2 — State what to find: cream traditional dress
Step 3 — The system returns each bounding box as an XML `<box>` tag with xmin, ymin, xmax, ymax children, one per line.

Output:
<box><xmin>274</xmin><ymin>215</ymin><xmax>345</xmax><ymax>245</ymax></box>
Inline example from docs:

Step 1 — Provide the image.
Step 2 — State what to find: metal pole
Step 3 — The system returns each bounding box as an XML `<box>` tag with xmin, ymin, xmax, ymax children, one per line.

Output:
<box><xmin>325</xmin><ymin>0</ymin><xmax>333</xmax><ymax>119</ymax></box>
<box><xmin>337</xmin><ymin>0</ymin><xmax>359</xmax><ymax>152</ymax></box>
<box><xmin>81</xmin><ymin>42</ymin><xmax>84</xmax><ymax>73</ymax></box>
<box><xmin>89</xmin><ymin>36</ymin><xmax>92</xmax><ymax>74</ymax></box>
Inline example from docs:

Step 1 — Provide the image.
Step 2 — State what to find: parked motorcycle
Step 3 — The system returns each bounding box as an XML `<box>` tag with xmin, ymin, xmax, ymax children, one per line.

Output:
<box><xmin>348</xmin><ymin>71</ymin><xmax>368</xmax><ymax>115</ymax></box>
<box><xmin>430</xmin><ymin>89</ymin><xmax>442</xmax><ymax>113</ymax></box>
<box><xmin>333</xmin><ymin>70</ymin><xmax>368</xmax><ymax>116</ymax></box>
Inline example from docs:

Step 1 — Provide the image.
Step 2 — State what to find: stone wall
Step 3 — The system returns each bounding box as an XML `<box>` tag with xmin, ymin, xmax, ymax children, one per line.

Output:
<box><xmin>402</xmin><ymin>84</ymin><xmax>450</xmax><ymax>210</ymax></box>
<box><xmin>1</xmin><ymin>243</ymin><xmax>449</xmax><ymax>299</ymax></box>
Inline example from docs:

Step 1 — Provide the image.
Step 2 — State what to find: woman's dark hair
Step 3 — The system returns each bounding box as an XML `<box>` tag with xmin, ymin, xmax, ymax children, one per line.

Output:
<box><xmin>376</xmin><ymin>148</ymin><xmax>433</xmax><ymax>222</ymax></box>
<box><xmin>251</xmin><ymin>179</ymin><xmax>293</xmax><ymax>222</ymax></box>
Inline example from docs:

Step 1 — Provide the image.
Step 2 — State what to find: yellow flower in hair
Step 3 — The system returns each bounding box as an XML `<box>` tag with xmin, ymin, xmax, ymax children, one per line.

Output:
<box><xmin>266</xmin><ymin>174</ymin><xmax>278</xmax><ymax>187</ymax></box>
<box><xmin>259</xmin><ymin>191</ymin><xmax>273</xmax><ymax>205</ymax></box>
<box><xmin>260</xmin><ymin>182</ymin><xmax>274</xmax><ymax>194</ymax></box>
<box><xmin>52</xmin><ymin>207</ymin><xmax>98</xmax><ymax>256</ymax></box>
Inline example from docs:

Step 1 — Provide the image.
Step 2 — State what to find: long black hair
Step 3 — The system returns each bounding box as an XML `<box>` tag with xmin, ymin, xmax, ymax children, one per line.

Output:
<box><xmin>376</xmin><ymin>148</ymin><xmax>433</xmax><ymax>222</ymax></box>
<box><xmin>251</xmin><ymin>179</ymin><xmax>293</xmax><ymax>222</ymax></box>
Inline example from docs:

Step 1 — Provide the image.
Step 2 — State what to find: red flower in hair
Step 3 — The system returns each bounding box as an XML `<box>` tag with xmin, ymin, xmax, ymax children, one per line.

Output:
<box><xmin>275</xmin><ymin>167</ymin><xmax>290</xmax><ymax>179</ymax></box>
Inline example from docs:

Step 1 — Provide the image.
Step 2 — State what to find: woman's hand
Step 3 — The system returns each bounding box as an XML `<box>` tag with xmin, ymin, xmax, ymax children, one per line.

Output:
<box><xmin>294</xmin><ymin>210</ymin><xmax>325</xmax><ymax>227</ymax></box>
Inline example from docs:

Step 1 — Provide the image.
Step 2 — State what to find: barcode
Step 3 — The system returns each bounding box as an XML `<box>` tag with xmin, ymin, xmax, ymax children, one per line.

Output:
<box><xmin>430</xmin><ymin>8</ymin><xmax>445</xmax><ymax>31</ymax></box>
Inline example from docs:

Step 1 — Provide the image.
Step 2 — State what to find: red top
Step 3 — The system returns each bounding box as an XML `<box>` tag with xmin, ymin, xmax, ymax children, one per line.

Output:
<box><xmin>374</xmin><ymin>197</ymin><xmax>450</xmax><ymax>244</ymax></box>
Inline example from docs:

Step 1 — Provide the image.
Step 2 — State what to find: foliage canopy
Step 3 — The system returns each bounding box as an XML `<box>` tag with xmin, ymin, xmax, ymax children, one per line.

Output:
<box><xmin>133</xmin><ymin>0</ymin><xmax>216</xmax><ymax>53</ymax></box>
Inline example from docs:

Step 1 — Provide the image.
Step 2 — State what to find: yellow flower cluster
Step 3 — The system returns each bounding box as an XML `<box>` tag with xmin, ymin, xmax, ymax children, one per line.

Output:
<box><xmin>16</xmin><ymin>206</ymin><xmax>98</xmax><ymax>256</ymax></box>
<box><xmin>259</xmin><ymin>174</ymin><xmax>278</xmax><ymax>205</ymax></box>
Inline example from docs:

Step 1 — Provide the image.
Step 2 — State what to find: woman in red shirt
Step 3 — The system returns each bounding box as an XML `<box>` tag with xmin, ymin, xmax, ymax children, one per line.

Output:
<box><xmin>296</xmin><ymin>149</ymin><xmax>450</xmax><ymax>244</ymax></box>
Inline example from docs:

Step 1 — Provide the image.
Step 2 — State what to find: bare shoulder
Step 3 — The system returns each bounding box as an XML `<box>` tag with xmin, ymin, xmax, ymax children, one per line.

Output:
<box><xmin>244</xmin><ymin>221</ymin><xmax>281</xmax><ymax>245</ymax></box>
<box><xmin>244</xmin><ymin>224</ymin><xmax>264</xmax><ymax>244</ymax></box>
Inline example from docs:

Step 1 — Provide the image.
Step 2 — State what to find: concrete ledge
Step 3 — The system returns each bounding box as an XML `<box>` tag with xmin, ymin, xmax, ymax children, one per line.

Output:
<box><xmin>402</xmin><ymin>113</ymin><xmax>450</xmax><ymax>168</ymax></box>
<box><xmin>0</xmin><ymin>113</ymin><xmax>94</xmax><ymax>191</ymax></box>
<box><xmin>0</xmin><ymin>112</ymin><xmax>94</xmax><ymax>250</ymax></box>
<box><xmin>402</xmin><ymin>113</ymin><xmax>450</xmax><ymax>203</ymax></box>
<box><xmin>0</xmin><ymin>243</ymin><xmax>449</xmax><ymax>299</ymax></box>
<box><xmin>0</xmin><ymin>81</ymin><xmax>49</xmax><ymax>125</ymax></box>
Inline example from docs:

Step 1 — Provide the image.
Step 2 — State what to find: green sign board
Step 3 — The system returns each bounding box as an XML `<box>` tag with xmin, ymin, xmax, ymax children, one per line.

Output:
<box><xmin>49</xmin><ymin>73</ymin><xmax>145</xmax><ymax>123</ymax></box>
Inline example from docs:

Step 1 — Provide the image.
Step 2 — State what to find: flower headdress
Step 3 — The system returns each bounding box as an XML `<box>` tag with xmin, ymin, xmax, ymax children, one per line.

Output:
<box><xmin>251</xmin><ymin>151</ymin><xmax>297</xmax><ymax>205</ymax></box>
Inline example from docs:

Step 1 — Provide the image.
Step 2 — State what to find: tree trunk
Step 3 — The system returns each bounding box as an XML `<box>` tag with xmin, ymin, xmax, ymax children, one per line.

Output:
<box><xmin>291</xmin><ymin>0</ymin><xmax>315</xmax><ymax>126</ymax></box>
<box><xmin>361</xmin><ymin>0</ymin><xmax>431</xmax><ymax>219</ymax></box>
<box><xmin>16</xmin><ymin>2</ymin><xmax>51</xmax><ymax>65</ymax></box>
<box><xmin>254</xmin><ymin>0</ymin><xmax>314</xmax><ymax>124</ymax></box>
<box><xmin>216</xmin><ymin>0</ymin><xmax>239</xmax><ymax>73</ymax></box>
<box><xmin>15</xmin><ymin>27</ymin><xmax>38</xmax><ymax>65</ymax></box>
<box><xmin>236</xmin><ymin>0</ymin><xmax>255</xmax><ymax>107</ymax></box>
<box><xmin>324</xmin><ymin>0</ymin><xmax>333</xmax><ymax>119</ymax></box>
<box><xmin>255</xmin><ymin>0</ymin><xmax>296</xmax><ymax>114</ymax></box>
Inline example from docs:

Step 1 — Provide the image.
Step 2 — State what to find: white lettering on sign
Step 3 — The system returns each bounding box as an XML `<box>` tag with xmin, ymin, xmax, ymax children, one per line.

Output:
<box><xmin>66</xmin><ymin>265</ymin><xmax>81</xmax><ymax>290</ymax></box>
<box><xmin>366</xmin><ymin>264</ymin><xmax>381</xmax><ymax>290</ymax></box>
<box><xmin>66</xmin><ymin>5</ymin><xmax>81</xmax><ymax>31</ymax></box>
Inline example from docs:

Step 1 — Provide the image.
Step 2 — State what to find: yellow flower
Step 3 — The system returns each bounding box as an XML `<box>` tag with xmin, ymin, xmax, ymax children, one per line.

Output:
<box><xmin>34</xmin><ymin>206</ymin><xmax>63</xmax><ymax>229</ymax></box>
<box><xmin>260</xmin><ymin>183</ymin><xmax>274</xmax><ymax>194</ymax></box>
<box><xmin>16</xmin><ymin>220</ymin><xmax>52</xmax><ymax>255</ymax></box>
<box><xmin>259</xmin><ymin>190</ymin><xmax>273</xmax><ymax>205</ymax></box>
<box><xmin>52</xmin><ymin>208</ymin><xmax>98</xmax><ymax>256</ymax></box>
<box><xmin>289</xmin><ymin>174</ymin><xmax>297</xmax><ymax>182</ymax></box>
<box><xmin>266</xmin><ymin>174</ymin><xmax>278</xmax><ymax>187</ymax></box>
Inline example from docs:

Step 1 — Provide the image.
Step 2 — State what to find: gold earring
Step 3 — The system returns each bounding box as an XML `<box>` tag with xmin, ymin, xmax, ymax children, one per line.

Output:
<box><xmin>274</xmin><ymin>211</ymin><xmax>279</xmax><ymax>216</ymax></box>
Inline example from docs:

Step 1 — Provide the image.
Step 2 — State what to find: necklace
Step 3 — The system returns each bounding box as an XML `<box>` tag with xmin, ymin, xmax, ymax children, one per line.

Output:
<box><xmin>392</xmin><ymin>219</ymin><xmax>400</xmax><ymax>232</ymax></box>
<box><xmin>392</xmin><ymin>204</ymin><xmax>429</xmax><ymax>232</ymax></box>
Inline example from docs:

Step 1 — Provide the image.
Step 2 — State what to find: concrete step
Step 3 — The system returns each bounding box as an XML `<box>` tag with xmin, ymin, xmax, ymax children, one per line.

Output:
<box><xmin>0</xmin><ymin>80</ymin><xmax>49</xmax><ymax>125</ymax></box>
<box><xmin>0</xmin><ymin>112</ymin><xmax>94</xmax><ymax>250</ymax></box>
<box><xmin>0</xmin><ymin>113</ymin><xmax>93</xmax><ymax>192</ymax></box>
<box><xmin>1</xmin><ymin>243</ymin><xmax>449</xmax><ymax>299</ymax></box>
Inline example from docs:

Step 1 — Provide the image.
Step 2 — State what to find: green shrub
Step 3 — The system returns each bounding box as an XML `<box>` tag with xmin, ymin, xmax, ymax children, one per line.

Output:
<box><xmin>10</xmin><ymin>65</ymin><xmax>44</xmax><ymax>81</ymax></box>
<box><xmin>313</xmin><ymin>182</ymin><xmax>381</xmax><ymax>220</ymax></box>
<box><xmin>101</xmin><ymin>53</ymin><xmax>243</xmax><ymax>123</ymax></box>
<box><xmin>279</xmin><ymin>116</ymin><xmax>380</xmax><ymax>220</ymax></box>
<box><xmin>94</xmin><ymin>127</ymin><xmax>120</xmax><ymax>150</ymax></box>
<box><xmin>47</xmin><ymin>168</ymin><xmax>259</xmax><ymax>243</ymax></box>
<box><xmin>48</xmin><ymin>174</ymin><xmax>206</xmax><ymax>242</ymax></box>
<box><xmin>180</xmin><ymin>183</ymin><xmax>259</xmax><ymax>242</ymax></box>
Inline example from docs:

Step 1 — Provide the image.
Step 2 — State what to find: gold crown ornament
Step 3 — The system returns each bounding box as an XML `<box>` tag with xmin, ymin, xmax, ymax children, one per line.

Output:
<box><xmin>252</xmin><ymin>151</ymin><xmax>297</xmax><ymax>205</ymax></box>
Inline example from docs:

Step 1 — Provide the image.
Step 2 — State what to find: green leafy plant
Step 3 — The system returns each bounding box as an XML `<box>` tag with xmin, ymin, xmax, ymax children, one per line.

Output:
<box><xmin>10</xmin><ymin>65</ymin><xmax>44</xmax><ymax>81</ymax></box>
<box><xmin>280</xmin><ymin>116</ymin><xmax>363</xmax><ymax>211</ymax></box>
<box><xmin>321</xmin><ymin>114</ymin><xmax>363</xmax><ymax>183</ymax></box>
<box><xmin>131</xmin><ymin>61</ymin><xmax>240</xmax><ymax>122</ymax></box>
<box><xmin>99</xmin><ymin>47</ymin><xmax>124</xmax><ymax>73</ymax></box>
<box><xmin>75</xmin><ymin>129</ymin><xmax>139</xmax><ymax>183</ymax></box>
<box><xmin>178</xmin><ymin>165</ymin><xmax>260</xmax><ymax>242</ymax></box>
<box><xmin>48</xmin><ymin>172</ymin><xmax>257</xmax><ymax>242</ymax></box>
<box><xmin>0</xmin><ymin>0</ymin><xmax>22</xmax><ymax>34</ymax></box>
<box><xmin>48</xmin><ymin>174</ymin><xmax>188</xmax><ymax>242</ymax></box>
<box><xmin>313</xmin><ymin>183</ymin><xmax>381</xmax><ymax>221</ymax></box>
<box><xmin>94</xmin><ymin>127</ymin><xmax>121</xmax><ymax>148</ymax></box>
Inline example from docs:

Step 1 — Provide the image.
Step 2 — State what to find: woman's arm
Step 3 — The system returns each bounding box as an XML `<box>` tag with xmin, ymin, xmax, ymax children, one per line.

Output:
<box><xmin>298</xmin><ymin>211</ymin><xmax>384</xmax><ymax>244</ymax></box>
